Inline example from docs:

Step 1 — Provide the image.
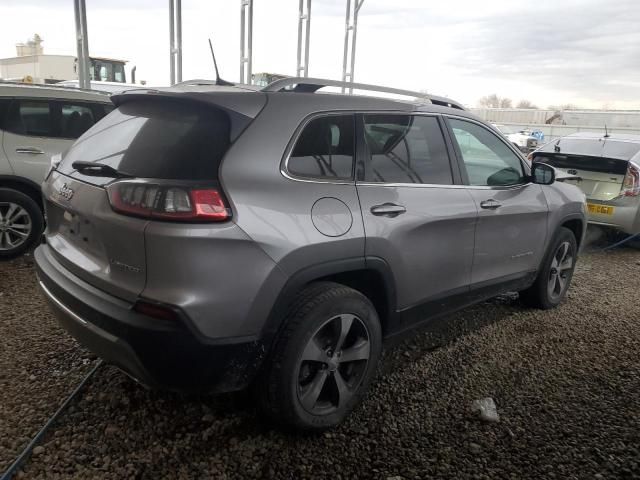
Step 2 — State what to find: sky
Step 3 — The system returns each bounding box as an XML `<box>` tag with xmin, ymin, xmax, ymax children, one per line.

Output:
<box><xmin>1</xmin><ymin>0</ymin><xmax>639</xmax><ymax>109</ymax></box>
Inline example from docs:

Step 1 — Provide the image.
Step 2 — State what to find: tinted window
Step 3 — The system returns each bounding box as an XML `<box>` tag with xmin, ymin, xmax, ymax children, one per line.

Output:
<box><xmin>60</xmin><ymin>102</ymin><xmax>96</xmax><ymax>138</ymax></box>
<box><xmin>288</xmin><ymin>115</ymin><xmax>354</xmax><ymax>180</ymax></box>
<box><xmin>5</xmin><ymin>100</ymin><xmax>52</xmax><ymax>137</ymax></box>
<box><xmin>449</xmin><ymin>118</ymin><xmax>525</xmax><ymax>186</ymax></box>
<box><xmin>60</xmin><ymin>100</ymin><xmax>230</xmax><ymax>180</ymax></box>
<box><xmin>533</xmin><ymin>153</ymin><xmax>628</xmax><ymax>175</ymax></box>
<box><xmin>363</xmin><ymin>114</ymin><xmax>452</xmax><ymax>184</ymax></box>
<box><xmin>0</xmin><ymin>99</ymin><xmax>11</xmax><ymax>130</ymax></box>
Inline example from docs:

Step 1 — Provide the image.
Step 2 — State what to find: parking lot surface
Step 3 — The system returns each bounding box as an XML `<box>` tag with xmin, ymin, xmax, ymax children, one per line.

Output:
<box><xmin>1</xmin><ymin>247</ymin><xmax>639</xmax><ymax>479</ymax></box>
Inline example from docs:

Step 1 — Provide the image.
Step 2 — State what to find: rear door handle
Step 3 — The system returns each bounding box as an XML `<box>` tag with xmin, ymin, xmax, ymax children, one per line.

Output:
<box><xmin>15</xmin><ymin>147</ymin><xmax>44</xmax><ymax>155</ymax></box>
<box><xmin>370</xmin><ymin>203</ymin><xmax>406</xmax><ymax>217</ymax></box>
<box><xmin>480</xmin><ymin>199</ymin><xmax>502</xmax><ymax>210</ymax></box>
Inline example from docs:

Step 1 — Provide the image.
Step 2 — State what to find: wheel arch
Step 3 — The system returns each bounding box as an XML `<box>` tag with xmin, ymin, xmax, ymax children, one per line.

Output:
<box><xmin>0</xmin><ymin>175</ymin><xmax>44</xmax><ymax>212</ymax></box>
<box><xmin>560</xmin><ymin>215</ymin><xmax>585</xmax><ymax>250</ymax></box>
<box><xmin>262</xmin><ymin>257</ymin><xmax>398</xmax><ymax>347</ymax></box>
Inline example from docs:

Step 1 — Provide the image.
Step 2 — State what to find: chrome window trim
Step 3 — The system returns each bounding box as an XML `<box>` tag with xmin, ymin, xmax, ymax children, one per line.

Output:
<box><xmin>356</xmin><ymin>181</ymin><xmax>531</xmax><ymax>191</ymax></box>
<box><xmin>280</xmin><ymin>110</ymin><xmax>358</xmax><ymax>185</ymax></box>
<box><xmin>280</xmin><ymin>109</ymin><xmax>427</xmax><ymax>186</ymax></box>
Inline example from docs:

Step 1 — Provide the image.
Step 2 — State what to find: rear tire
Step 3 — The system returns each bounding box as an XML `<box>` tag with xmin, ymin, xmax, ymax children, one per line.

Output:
<box><xmin>520</xmin><ymin>227</ymin><xmax>577</xmax><ymax>309</ymax></box>
<box><xmin>257</xmin><ymin>282</ymin><xmax>382</xmax><ymax>431</ymax></box>
<box><xmin>0</xmin><ymin>188</ymin><xmax>43</xmax><ymax>260</ymax></box>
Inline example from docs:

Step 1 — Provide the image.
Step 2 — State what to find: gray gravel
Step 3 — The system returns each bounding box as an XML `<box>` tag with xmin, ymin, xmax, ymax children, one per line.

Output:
<box><xmin>0</xmin><ymin>254</ymin><xmax>96</xmax><ymax>473</ymax></box>
<box><xmin>2</xmin><ymin>247</ymin><xmax>640</xmax><ymax>479</ymax></box>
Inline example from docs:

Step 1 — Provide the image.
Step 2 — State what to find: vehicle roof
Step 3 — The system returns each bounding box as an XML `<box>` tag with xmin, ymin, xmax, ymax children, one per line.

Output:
<box><xmin>112</xmin><ymin>82</ymin><xmax>479</xmax><ymax>119</ymax></box>
<box><xmin>564</xmin><ymin>131</ymin><xmax>640</xmax><ymax>143</ymax></box>
<box><xmin>0</xmin><ymin>82</ymin><xmax>112</xmax><ymax>102</ymax></box>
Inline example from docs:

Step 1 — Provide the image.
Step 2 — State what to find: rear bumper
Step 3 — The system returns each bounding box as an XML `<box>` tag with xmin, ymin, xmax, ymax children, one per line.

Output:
<box><xmin>34</xmin><ymin>244</ymin><xmax>267</xmax><ymax>393</ymax></box>
<box><xmin>585</xmin><ymin>199</ymin><xmax>640</xmax><ymax>235</ymax></box>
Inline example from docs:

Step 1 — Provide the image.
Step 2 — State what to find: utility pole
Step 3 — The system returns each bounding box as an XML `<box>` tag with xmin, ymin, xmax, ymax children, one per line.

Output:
<box><xmin>296</xmin><ymin>0</ymin><xmax>312</xmax><ymax>77</ymax></box>
<box><xmin>73</xmin><ymin>0</ymin><xmax>91</xmax><ymax>89</ymax></box>
<box><xmin>169</xmin><ymin>0</ymin><xmax>183</xmax><ymax>85</ymax></box>
<box><xmin>341</xmin><ymin>0</ymin><xmax>364</xmax><ymax>93</ymax></box>
<box><xmin>240</xmin><ymin>0</ymin><xmax>254</xmax><ymax>84</ymax></box>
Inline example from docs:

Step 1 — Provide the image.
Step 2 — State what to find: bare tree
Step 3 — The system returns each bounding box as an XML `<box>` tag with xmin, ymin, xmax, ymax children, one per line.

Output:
<box><xmin>548</xmin><ymin>103</ymin><xmax>580</xmax><ymax>111</ymax></box>
<box><xmin>516</xmin><ymin>100</ymin><xmax>538</xmax><ymax>109</ymax></box>
<box><xmin>478</xmin><ymin>94</ymin><xmax>513</xmax><ymax>108</ymax></box>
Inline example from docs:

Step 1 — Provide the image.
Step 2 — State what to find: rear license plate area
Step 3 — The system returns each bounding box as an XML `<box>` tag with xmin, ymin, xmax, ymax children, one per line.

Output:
<box><xmin>587</xmin><ymin>203</ymin><xmax>614</xmax><ymax>215</ymax></box>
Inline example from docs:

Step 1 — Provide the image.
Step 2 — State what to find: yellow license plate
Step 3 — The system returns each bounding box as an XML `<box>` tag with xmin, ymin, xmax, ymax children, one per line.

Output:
<box><xmin>587</xmin><ymin>203</ymin><xmax>615</xmax><ymax>215</ymax></box>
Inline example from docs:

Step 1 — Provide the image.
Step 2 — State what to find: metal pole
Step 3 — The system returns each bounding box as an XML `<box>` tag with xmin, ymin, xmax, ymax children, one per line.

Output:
<box><xmin>176</xmin><ymin>0</ymin><xmax>182</xmax><ymax>83</ymax></box>
<box><xmin>304</xmin><ymin>0</ymin><xmax>311</xmax><ymax>76</ymax></box>
<box><xmin>349</xmin><ymin>0</ymin><xmax>364</xmax><ymax>93</ymax></box>
<box><xmin>341</xmin><ymin>0</ymin><xmax>351</xmax><ymax>92</ymax></box>
<box><xmin>240</xmin><ymin>0</ymin><xmax>246</xmax><ymax>83</ymax></box>
<box><xmin>341</xmin><ymin>0</ymin><xmax>364</xmax><ymax>94</ymax></box>
<box><xmin>169</xmin><ymin>0</ymin><xmax>175</xmax><ymax>85</ymax></box>
<box><xmin>74</xmin><ymin>0</ymin><xmax>91</xmax><ymax>89</ymax></box>
<box><xmin>297</xmin><ymin>0</ymin><xmax>303</xmax><ymax>76</ymax></box>
<box><xmin>247</xmin><ymin>0</ymin><xmax>253</xmax><ymax>83</ymax></box>
<box><xmin>297</xmin><ymin>0</ymin><xmax>312</xmax><ymax>77</ymax></box>
<box><xmin>79</xmin><ymin>0</ymin><xmax>90</xmax><ymax>89</ymax></box>
<box><xmin>240</xmin><ymin>0</ymin><xmax>253</xmax><ymax>84</ymax></box>
<box><xmin>73</xmin><ymin>0</ymin><xmax>84</xmax><ymax>86</ymax></box>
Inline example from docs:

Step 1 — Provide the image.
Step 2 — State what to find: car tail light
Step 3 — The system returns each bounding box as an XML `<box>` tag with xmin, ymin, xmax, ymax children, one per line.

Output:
<box><xmin>621</xmin><ymin>162</ymin><xmax>640</xmax><ymax>197</ymax></box>
<box><xmin>106</xmin><ymin>181</ymin><xmax>230</xmax><ymax>221</ymax></box>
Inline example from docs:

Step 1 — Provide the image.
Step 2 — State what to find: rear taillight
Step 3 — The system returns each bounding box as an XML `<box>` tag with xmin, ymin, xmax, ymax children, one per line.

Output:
<box><xmin>106</xmin><ymin>181</ymin><xmax>230</xmax><ymax>221</ymax></box>
<box><xmin>621</xmin><ymin>162</ymin><xmax>640</xmax><ymax>197</ymax></box>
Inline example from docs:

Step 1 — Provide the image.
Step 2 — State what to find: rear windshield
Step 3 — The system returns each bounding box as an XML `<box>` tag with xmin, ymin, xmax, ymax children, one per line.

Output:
<box><xmin>541</xmin><ymin>137</ymin><xmax>640</xmax><ymax>160</ymax></box>
<box><xmin>533</xmin><ymin>153</ymin><xmax>628</xmax><ymax>175</ymax></box>
<box><xmin>59</xmin><ymin>100</ymin><xmax>230</xmax><ymax>180</ymax></box>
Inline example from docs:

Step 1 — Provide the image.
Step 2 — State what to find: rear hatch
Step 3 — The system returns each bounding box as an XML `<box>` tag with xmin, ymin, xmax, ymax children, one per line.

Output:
<box><xmin>44</xmin><ymin>89</ymin><xmax>265</xmax><ymax>301</ymax></box>
<box><xmin>533</xmin><ymin>137</ymin><xmax>640</xmax><ymax>201</ymax></box>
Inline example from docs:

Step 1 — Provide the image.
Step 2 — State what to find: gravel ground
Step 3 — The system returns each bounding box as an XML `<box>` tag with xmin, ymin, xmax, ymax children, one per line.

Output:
<box><xmin>0</xmin><ymin>254</ymin><xmax>96</xmax><ymax>473</ymax></box>
<box><xmin>2</xmin><ymin>247</ymin><xmax>639</xmax><ymax>479</ymax></box>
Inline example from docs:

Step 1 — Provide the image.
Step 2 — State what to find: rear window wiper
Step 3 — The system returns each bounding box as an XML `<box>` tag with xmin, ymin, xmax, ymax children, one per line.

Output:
<box><xmin>71</xmin><ymin>161</ymin><xmax>133</xmax><ymax>178</ymax></box>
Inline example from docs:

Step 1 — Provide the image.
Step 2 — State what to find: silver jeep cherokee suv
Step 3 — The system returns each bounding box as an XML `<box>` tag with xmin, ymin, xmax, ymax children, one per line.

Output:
<box><xmin>35</xmin><ymin>78</ymin><xmax>586</xmax><ymax>430</ymax></box>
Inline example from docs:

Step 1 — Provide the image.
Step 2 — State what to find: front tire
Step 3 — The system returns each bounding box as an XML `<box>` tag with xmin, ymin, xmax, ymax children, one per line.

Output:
<box><xmin>0</xmin><ymin>188</ymin><xmax>44</xmax><ymax>260</ymax></box>
<box><xmin>258</xmin><ymin>282</ymin><xmax>382</xmax><ymax>431</ymax></box>
<box><xmin>520</xmin><ymin>227</ymin><xmax>577</xmax><ymax>309</ymax></box>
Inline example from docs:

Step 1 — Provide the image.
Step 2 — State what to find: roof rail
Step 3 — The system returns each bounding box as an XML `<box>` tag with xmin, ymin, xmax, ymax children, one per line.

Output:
<box><xmin>0</xmin><ymin>79</ymin><xmax>110</xmax><ymax>95</ymax></box>
<box><xmin>261</xmin><ymin>77</ymin><xmax>465</xmax><ymax>110</ymax></box>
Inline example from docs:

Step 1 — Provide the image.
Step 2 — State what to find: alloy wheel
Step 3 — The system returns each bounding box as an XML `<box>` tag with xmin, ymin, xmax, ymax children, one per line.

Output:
<box><xmin>547</xmin><ymin>241</ymin><xmax>573</xmax><ymax>300</ymax></box>
<box><xmin>0</xmin><ymin>202</ymin><xmax>32</xmax><ymax>251</ymax></box>
<box><xmin>296</xmin><ymin>314</ymin><xmax>371</xmax><ymax>415</ymax></box>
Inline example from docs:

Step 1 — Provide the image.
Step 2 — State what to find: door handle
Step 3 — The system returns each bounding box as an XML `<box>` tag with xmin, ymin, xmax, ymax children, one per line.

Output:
<box><xmin>15</xmin><ymin>147</ymin><xmax>44</xmax><ymax>155</ymax></box>
<box><xmin>480</xmin><ymin>199</ymin><xmax>502</xmax><ymax>210</ymax></box>
<box><xmin>370</xmin><ymin>203</ymin><xmax>406</xmax><ymax>217</ymax></box>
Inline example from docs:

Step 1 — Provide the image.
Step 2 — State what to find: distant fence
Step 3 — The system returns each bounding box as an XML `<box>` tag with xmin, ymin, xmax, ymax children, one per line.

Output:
<box><xmin>491</xmin><ymin>123</ymin><xmax>640</xmax><ymax>143</ymax></box>
<box><xmin>470</xmin><ymin>108</ymin><xmax>640</xmax><ymax>142</ymax></box>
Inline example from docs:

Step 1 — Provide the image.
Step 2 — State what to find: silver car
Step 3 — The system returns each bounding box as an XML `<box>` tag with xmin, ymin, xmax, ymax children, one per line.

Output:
<box><xmin>532</xmin><ymin>132</ymin><xmax>640</xmax><ymax>235</ymax></box>
<box><xmin>34</xmin><ymin>78</ymin><xmax>586</xmax><ymax>430</ymax></box>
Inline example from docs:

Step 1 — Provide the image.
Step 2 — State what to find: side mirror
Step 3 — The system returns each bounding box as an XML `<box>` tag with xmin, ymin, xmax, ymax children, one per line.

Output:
<box><xmin>531</xmin><ymin>162</ymin><xmax>555</xmax><ymax>185</ymax></box>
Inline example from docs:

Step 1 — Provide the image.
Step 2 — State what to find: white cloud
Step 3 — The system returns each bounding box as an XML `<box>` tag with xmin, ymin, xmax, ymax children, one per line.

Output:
<box><xmin>1</xmin><ymin>0</ymin><xmax>639</xmax><ymax>109</ymax></box>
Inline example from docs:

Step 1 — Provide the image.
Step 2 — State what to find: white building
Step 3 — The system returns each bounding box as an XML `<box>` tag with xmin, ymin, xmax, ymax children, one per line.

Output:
<box><xmin>0</xmin><ymin>35</ymin><xmax>128</xmax><ymax>84</ymax></box>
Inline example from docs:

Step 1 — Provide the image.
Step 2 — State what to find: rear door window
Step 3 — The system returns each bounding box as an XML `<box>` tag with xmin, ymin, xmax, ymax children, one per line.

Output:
<box><xmin>287</xmin><ymin>114</ymin><xmax>355</xmax><ymax>180</ymax></box>
<box><xmin>5</xmin><ymin>99</ymin><xmax>53</xmax><ymax>137</ymax></box>
<box><xmin>58</xmin><ymin>102</ymin><xmax>97</xmax><ymax>138</ymax></box>
<box><xmin>363</xmin><ymin>114</ymin><xmax>453</xmax><ymax>184</ymax></box>
<box><xmin>0</xmin><ymin>99</ymin><xmax>11</xmax><ymax>130</ymax></box>
<box><xmin>59</xmin><ymin>99</ymin><xmax>231</xmax><ymax>181</ymax></box>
